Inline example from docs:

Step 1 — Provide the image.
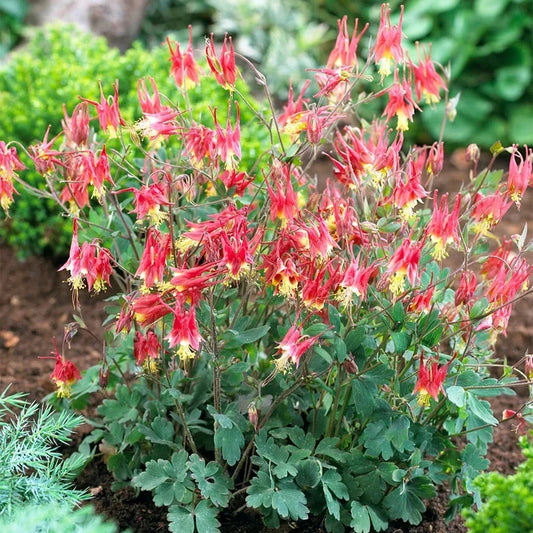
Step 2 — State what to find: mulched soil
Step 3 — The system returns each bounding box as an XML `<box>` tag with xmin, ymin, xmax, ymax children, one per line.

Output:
<box><xmin>0</xmin><ymin>155</ymin><xmax>531</xmax><ymax>532</ymax></box>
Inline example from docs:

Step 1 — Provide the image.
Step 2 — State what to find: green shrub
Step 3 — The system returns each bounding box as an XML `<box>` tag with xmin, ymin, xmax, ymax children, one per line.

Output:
<box><xmin>0</xmin><ymin>503</ymin><xmax>122</xmax><ymax>533</ymax></box>
<box><xmin>463</xmin><ymin>432</ymin><xmax>533</xmax><ymax>533</ymax></box>
<box><xmin>0</xmin><ymin>25</ymin><xmax>268</xmax><ymax>258</ymax></box>
<box><xmin>0</xmin><ymin>387</ymin><xmax>88</xmax><ymax>517</ymax></box>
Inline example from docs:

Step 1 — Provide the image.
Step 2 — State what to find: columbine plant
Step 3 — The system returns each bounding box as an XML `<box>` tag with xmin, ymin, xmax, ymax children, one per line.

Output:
<box><xmin>2</xmin><ymin>4</ymin><xmax>533</xmax><ymax>531</ymax></box>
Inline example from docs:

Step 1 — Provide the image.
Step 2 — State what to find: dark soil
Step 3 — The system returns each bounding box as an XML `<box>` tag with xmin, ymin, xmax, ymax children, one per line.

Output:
<box><xmin>0</xmin><ymin>156</ymin><xmax>531</xmax><ymax>532</ymax></box>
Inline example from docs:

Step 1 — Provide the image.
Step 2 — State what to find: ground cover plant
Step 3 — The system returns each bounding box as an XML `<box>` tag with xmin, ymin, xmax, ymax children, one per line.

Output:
<box><xmin>0</xmin><ymin>386</ymin><xmax>87</xmax><ymax>517</ymax></box>
<box><xmin>1</xmin><ymin>3</ymin><xmax>532</xmax><ymax>531</ymax></box>
<box><xmin>463</xmin><ymin>431</ymin><xmax>533</xmax><ymax>532</ymax></box>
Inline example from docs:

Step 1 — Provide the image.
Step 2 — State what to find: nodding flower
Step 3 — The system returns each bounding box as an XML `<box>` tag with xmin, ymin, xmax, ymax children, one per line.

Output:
<box><xmin>383</xmin><ymin>69</ymin><xmax>416</xmax><ymax>131</ymax></box>
<box><xmin>134</xmin><ymin>330</ymin><xmax>161</xmax><ymax>372</ymax></box>
<box><xmin>166</xmin><ymin>301</ymin><xmax>203</xmax><ymax>362</ymax></box>
<box><xmin>373</xmin><ymin>3</ymin><xmax>404</xmax><ymax>79</ymax></box>
<box><xmin>205</xmin><ymin>33</ymin><xmax>237</xmax><ymax>89</ymax></box>
<box><xmin>80</xmin><ymin>80</ymin><xmax>125</xmax><ymax>136</ymax></box>
<box><xmin>167</xmin><ymin>26</ymin><xmax>200</xmax><ymax>89</ymax></box>
<box><xmin>413</xmin><ymin>353</ymin><xmax>454</xmax><ymax>407</ymax></box>
<box><xmin>426</xmin><ymin>191</ymin><xmax>461</xmax><ymax>261</ymax></box>
<box><xmin>274</xmin><ymin>322</ymin><xmax>322</xmax><ymax>373</ymax></box>
<box><xmin>0</xmin><ymin>141</ymin><xmax>24</xmax><ymax>213</ymax></box>
<box><xmin>383</xmin><ymin>237</ymin><xmax>424</xmax><ymax>297</ymax></box>
<box><xmin>39</xmin><ymin>338</ymin><xmax>81</xmax><ymax>398</ymax></box>
<box><xmin>507</xmin><ymin>145</ymin><xmax>532</xmax><ymax>207</ymax></box>
<box><xmin>411</xmin><ymin>43</ymin><xmax>447</xmax><ymax>105</ymax></box>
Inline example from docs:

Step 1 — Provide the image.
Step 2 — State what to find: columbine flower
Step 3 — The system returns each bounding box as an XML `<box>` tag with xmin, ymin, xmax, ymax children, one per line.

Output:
<box><xmin>274</xmin><ymin>323</ymin><xmax>321</xmax><ymax>373</ymax></box>
<box><xmin>383</xmin><ymin>70</ymin><xmax>416</xmax><ymax>131</ymax></box>
<box><xmin>327</xmin><ymin>16</ymin><xmax>368</xmax><ymax>69</ymax></box>
<box><xmin>507</xmin><ymin>145</ymin><xmax>532</xmax><ymax>207</ymax></box>
<box><xmin>408</xmin><ymin>284</ymin><xmax>435</xmax><ymax>313</ymax></box>
<box><xmin>134</xmin><ymin>330</ymin><xmax>161</xmax><ymax>372</ymax></box>
<box><xmin>61</xmin><ymin>102</ymin><xmax>90</xmax><ymax>148</ymax></box>
<box><xmin>337</xmin><ymin>255</ymin><xmax>377</xmax><ymax>307</ymax></box>
<box><xmin>413</xmin><ymin>354</ymin><xmax>451</xmax><ymax>407</ymax></box>
<box><xmin>411</xmin><ymin>43</ymin><xmax>446</xmax><ymax>105</ymax></box>
<box><xmin>29</xmin><ymin>126</ymin><xmax>64</xmax><ymax>175</ymax></box>
<box><xmin>390</xmin><ymin>157</ymin><xmax>428</xmax><ymax>221</ymax></box>
<box><xmin>373</xmin><ymin>3</ymin><xmax>404</xmax><ymax>79</ymax></box>
<box><xmin>135</xmin><ymin>228</ymin><xmax>170</xmax><ymax>290</ymax></box>
<box><xmin>166</xmin><ymin>302</ymin><xmax>203</xmax><ymax>362</ymax></box>
<box><xmin>502</xmin><ymin>409</ymin><xmax>527</xmax><ymax>434</ymax></box>
<box><xmin>266</xmin><ymin>161</ymin><xmax>299</xmax><ymax>228</ymax></box>
<box><xmin>213</xmin><ymin>103</ymin><xmax>241</xmax><ymax>170</ymax></box>
<box><xmin>81</xmin><ymin>80</ymin><xmax>125</xmax><ymax>135</ymax></box>
<box><xmin>454</xmin><ymin>270</ymin><xmax>477</xmax><ymax>308</ymax></box>
<box><xmin>59</xmin><ymin>220</ymin><xmax>91</xmax><ymax>289</ymax></box>
<box><xmin>384</xmin><ymin>237</ymin><xmax>424</xmax><ymax>297</ymax></box>
<box><xmin>278</xmin><ymin>80</ymin><xmax>311</xmax><ymax>134</ymax></box>
<box><xmin>426</xmin><ymin>191</ymin><xmax>461</xmax><ymax>260</ymax></box>
<box><xmin>41</xmin><ymin>339</ymin><xmax>81</xmax><ymax>398</ymax></box>
<box><xmin>132</xmin><ymin>294</ymin><xmax>171</xmax><ymax>327</ymax></box>
<box><xmin>205</xmin><ymin>33</ymin><xmax>237</xmax><ymax>89</ymax></box>
<box><xmin>472</xmin><ymin>189</ymin><xmax>512</xmax><ymax>235</ymax></box>
<box><xmin>0</xmin><ymin>141</ymin><xmax>24</xmax><ymax>213</ymax></box>
<box><xmin>167</xmin><ymin>26</ymin><xmax>200</xmax><ymax>89</ymax></box>
<box><xmin>87</xmin><ymin>246</ymin><xmax>113</xmax><ymax>293</ymax></box>
<box><xmin>91</xmin><ymin>145</ymin><xmax>114</xmax><ymax>200</ymax></box>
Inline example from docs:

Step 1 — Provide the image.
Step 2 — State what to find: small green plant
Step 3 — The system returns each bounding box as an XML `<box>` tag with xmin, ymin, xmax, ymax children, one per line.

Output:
<box><xmin>463</xmin><ymin>431</ymin><xmax>533</xmax><ymax>533</ymax></box>
<box><xmin>0</xmin><ymin>387</ymin><xmax>88</xmax><ymax>517</ymax></box>
<box><xmin>0</xmin><ymin>503</ymin><xmax>122</xmax><ymax>533</ymax></box>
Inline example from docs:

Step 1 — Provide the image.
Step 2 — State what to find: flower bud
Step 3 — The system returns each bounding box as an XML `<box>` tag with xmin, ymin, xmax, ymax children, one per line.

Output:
<box><xmin>248</xmin><ymin>402</ymin><xmax>259</xmax><ymax>431</ymax></box>
<box><xmin>465</xmin><ymin>144</ymin><xmax>480</xmax><ymax>164</ymax></box>
<box><xmin>341</xmin><ymin>356</ymin><xmax>358</xmax><ymax>374</ymax></box>
<box><xmin>99</xmin><ymin>363</ymin><xmax>110</xmax><ymax>388</ymax></box>
<box><xmin>525</xmin><ymin>353</ymin><xmax>533</xmax><ymax>380</ymax></box>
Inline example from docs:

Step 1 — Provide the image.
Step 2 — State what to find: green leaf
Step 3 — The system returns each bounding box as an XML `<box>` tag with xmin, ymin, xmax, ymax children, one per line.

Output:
<box><xmin>322</xmin><ymin>469</ymin><xmax>349</xmax><ymax>500</ymax></box>
<box><xmin>367</xmin><ymin>505</ymin><xmax>388</xmax><ymax>532</ymax></box>
<box><xmin>315</xmin><ymin>437</ymin><xmax>349</xmax><ymax>463</ymax></box>
<box><xmin>214</xmin><ymin>423</ymin><xmax>244</xmax><ymax>466</ymax></box>
<box><xmin>194</xmin><ymin>500</ymin><xmax>221</xmax><ymax>533</ymax></box>
<box><xmin>350</xmin><ymin>501</ymin><xmax>371</xmax><ymax>533</ymax></box>
<box><xmin>271</xmin><ymin>480</ymin><xmax>309</xmax><ymax>520</ymax></box>
<box><xmin>351</xmin><ymin>378</ymin><xmax>376</xmax><ymax>419</ymax></box>
<box><xmin>246</xmin><ymin>470</ymin><xmax>274</xmax><ymax>509</ymax></box>
<box><xmin>391</xmin><ymin>331</ymin><xmax>411</xmax><ymax>354</ymax></box>
<box><xmin>383</xmin><ymin>476</ymin><xmax>436</xmax><ymax>524</ymax></box>
<box><xmin>495</xmin><ymin>65</ymin><xmax>531</xmax><ymax>101</ymax></box>
<box><xmin>132</xmin><ymin>451</ymin><xmax>193</xmax><ymax>507</ymax></box>
<box><xmin>345</xmin><ymin>327</ymin><xmax>366</xmax><ymax>352</ymax></box>
<box><xmin>168</xmin><ymin>505</ymin><xmax>194</xmax><ymax>533</ymax></box>
<box><xmin>226</xmin><ymin>325</ymin><xmax>270</xmax><ymax>345</ymax></box>
<box><xmin>446</xmin><ymin>386</ymin><xmax>466</xmax><ymax>407</ymax></box>
<box><xmin>467</xmin><ymin>394</ymin><xmax>498</xmax><ymax>425</ymax></box>
<box><xmin>132</xmin><ymin>459</ymin><xmax>171</xmax><ymax>491</ymax></box>
<box><xmin>138</xmin><ymin>416</ymin><xmax>177</xmax><ymax>446</ymax></box>
<box><xmin>295</xmin><ymin>459</ymin><xmax>322</xmax><ymax>489</ymax></box>
<box><xmin>188</xmin><ymin>454</ymin><xmax>232</xmax><ymax>507</ymax></box>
